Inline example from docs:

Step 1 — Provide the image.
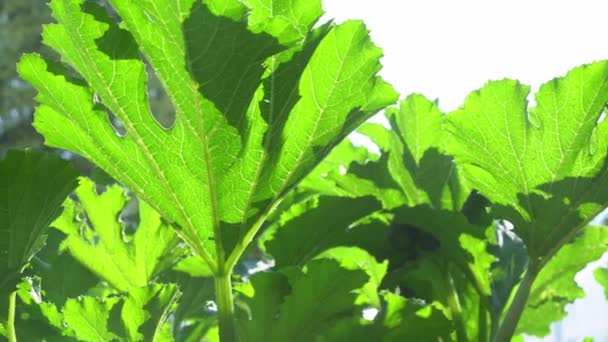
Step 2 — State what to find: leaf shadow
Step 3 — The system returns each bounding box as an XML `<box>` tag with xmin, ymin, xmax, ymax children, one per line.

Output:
<box><xmin>493</xmin><ymin>158</ymin><xmax>608</xmax><ymax>259</ymax></box>
<box><xmin>183</xmin><ymin>2</ymin><xmax>282</xmax><ymax>139</ymax></box>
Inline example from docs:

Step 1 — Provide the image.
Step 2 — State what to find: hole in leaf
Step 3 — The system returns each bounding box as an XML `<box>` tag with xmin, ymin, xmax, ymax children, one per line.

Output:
<box><xmin>597</xmin><ymin>109</ymin><xmax>606</xmax><ymax>124</ymax></box>
<box><xmin>119</xmin><ymin>194</ymin><xmax>140</xmax><ymax>238</ymax></box>
<box><xmin>145</xmin><ymin>62</ymin><xmax>176</xmax><ymax>129</ymax></box>
<box><xmin>105</xmin><ymin>107</ymin><xmax>127</xmax><ymax>137</ymax></box>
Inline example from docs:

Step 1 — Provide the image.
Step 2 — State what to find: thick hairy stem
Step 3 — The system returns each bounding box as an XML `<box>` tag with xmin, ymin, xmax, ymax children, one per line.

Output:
<box><xmin>492</xmin><ymin>266</ymin><xmax>538</xmax><ymax>342</ymax></box>
<box><xmin>5</xmin><ymin>291</ymin><xmax>17</xmax><ymax>342</ymax></box>
<box><xmin>214</xmin><ymin>272</ymin><xmax>236</xmax><ymax>342</ymax></box>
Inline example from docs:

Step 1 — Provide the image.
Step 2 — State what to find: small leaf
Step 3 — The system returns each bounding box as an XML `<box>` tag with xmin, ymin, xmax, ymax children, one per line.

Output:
<box><xmin>270</xmin><ymin>259</ymin><xmax>368</xmax><ymax>341</ymax></box>
<box><xmin>244</xmin><ymin>0</ymin><xmax>323</xmax><ymax>44</ymax></box>
<box><xmin>380</xmin><ymin>292</ymin><xmax>453</xmax><ymax>341</ymax></box>
<box><xmin>237</xmin><ymin>272</ymin><xmax>290</xmax><ymax>341</ymax></box>
<box><xmin>239</xmin><ymin>259</ymin><xmax>369</xmax><ymax>341</ymax></box>
<box><xmin>118</xmin><ymin>284</ymin><xmax>180</xmax><ymax>342</ymax></box>
<box><xmin>516</xmin><ymin>226</ymin><xmax>608</xmax><ymax>337</ymax></box>
<box><xmin>52</xmin><ymin>178</ymin><xmax>183</xmax><ymax>291</ymax></box>
<box><xmin>315</xmin><ymin>246</ymin><xmax>388</xmax><ymax>308</ymax></box>
<box><xmin>594</xmin><ymin>267</ymin><xmax>608</xmax><ymax>300</ymax></box>
<box><xmin>63</xmin><ymin>296</ymin><xmax>119</xmax><ymax>342</ymax></box>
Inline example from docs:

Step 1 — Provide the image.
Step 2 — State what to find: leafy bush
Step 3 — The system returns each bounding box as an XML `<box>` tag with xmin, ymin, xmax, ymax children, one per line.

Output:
<box><xmin>1</xmin><ymin>0</ymin><xmax>608</xmax><ymax>341</ymax></box>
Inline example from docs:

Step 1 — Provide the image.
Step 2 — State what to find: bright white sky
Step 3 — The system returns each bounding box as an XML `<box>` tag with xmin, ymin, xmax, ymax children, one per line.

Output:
<box><xmin>324</xmin><ymin>0</ymin><xmax>608</xmax><ymax>112</ymax></box>
<box><xmin>323</xmin><ymin>1</ymin><xmax>608</xmax><ymax>340</ymax></box>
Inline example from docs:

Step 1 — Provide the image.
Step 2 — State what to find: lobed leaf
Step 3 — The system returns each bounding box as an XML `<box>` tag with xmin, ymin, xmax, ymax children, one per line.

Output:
<box><xmin>18</xmin><ymin>0</ymin><xmax>397</xmax><ymax>267</ymax></box>
<box><xmin>515</xmin><ymin>226</ymin><xmax>608</xmax><ymax>337</ymax></box>
<box><xmin>263</xmin><ymin>196</ymin><xmax>381</xmax><ymax>269</ymax></box>
<box><xmin>63</xmin><ymin>296</ymin><xmax>119</xmax><ymax>342</ymax></box>
<box><xmin>239</xmin><ymin>259</ymin><xmax>368</xmax><ymax>341</ymax></box>
<box><xmin>446</xmin><ymin>61</ymin><xmax>608</xmax><ymax>258</ymax></box>
<box><xmin>51</xmin><ymin>177</ymin><xmax>183</xmax><ymax>291</ymax></box>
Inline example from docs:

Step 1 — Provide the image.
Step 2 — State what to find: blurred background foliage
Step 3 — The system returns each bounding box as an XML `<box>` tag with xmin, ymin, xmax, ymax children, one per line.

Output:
<box><xmin>0</xmin><ymin>0</ymin><xmax>50</xmax><ymax>151</ymax></box>
<box><xmin>0</xmin><ymin>0</ymin><xmax>174</xmax><ymax>157</ymax></box>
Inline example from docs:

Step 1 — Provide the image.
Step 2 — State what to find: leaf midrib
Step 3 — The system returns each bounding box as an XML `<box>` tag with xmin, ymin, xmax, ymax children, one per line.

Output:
<box><xmin>65</xmin><ymin>1</ymin><xmax>217</xmax><ymax>269</ymax></box>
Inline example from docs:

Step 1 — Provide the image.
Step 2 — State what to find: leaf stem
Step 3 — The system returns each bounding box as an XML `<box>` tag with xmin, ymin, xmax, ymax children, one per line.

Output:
<box><xmin>492</xmin><ymin>265</ymin><xmax>539</xmax><ymax>342</ymax></box>
<box><xmin>5</xmin><ymin>291</ymin><xmax>17</xmax><ymax>342</ymax></box>
<box><xmin>225</xmin><ymin>199</ymin><xmax>281</xmax><ymax>272</ymax></box>
<box><xmin>445</xmin><ymin>273</ymin><xmax>467</xmax><ymax>342</ymax></box>
<box><xmin>214</xmin><ymin>272</ymin><xmax>236</xmax><ymax>342</ymax></box>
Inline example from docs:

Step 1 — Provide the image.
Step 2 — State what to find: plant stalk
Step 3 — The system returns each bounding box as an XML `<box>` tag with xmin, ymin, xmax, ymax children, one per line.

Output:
<box><xmin>492</xmin><ymin>265</ymin><xmax>538</xmax><ymax>342</ymax></box>
<box><xmin>214</xmin><ymin>272</ymin><xmax>236</xmax><ymax>342</ymax></box>
<box><xmin>5</xmin><ymin>291</ymin><xmax>17</xmax><ymax>342</ymax></box>
<box><xmin>445</xmin><ymin>274</ymin><xmax>467</xmax><ymax>342</ymax></box>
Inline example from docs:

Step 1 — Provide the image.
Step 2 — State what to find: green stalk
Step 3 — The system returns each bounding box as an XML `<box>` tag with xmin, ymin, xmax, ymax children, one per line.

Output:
<box><xmin>5</xmin><ymin>291</ymin><xmax>17</xmax><ymax>342</ymax></box>
<box><xmin>492</xmin><ymin>265</ymin><xmax>538</xmax><ymax>342</ymax></box>
<box><xmin>214</xmin><ymin>272</ymin><xmax>236</xmax><ymax>342</ymax></box>
<box><xmin>445</xmin><ymin>272</ymin><xmax>467</xmax><ymax>341</ymax></box>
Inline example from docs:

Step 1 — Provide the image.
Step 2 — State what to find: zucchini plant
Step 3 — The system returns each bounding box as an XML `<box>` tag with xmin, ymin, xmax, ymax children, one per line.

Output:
<box><xmin>14</xmin><ymin>0</ymin><xmax>396</xmax><ymax>340</ymax></box>
<box><xmin>0</xmin><ymin>0</ymin><xmax>607</xmax><ymax>341</ymax></box>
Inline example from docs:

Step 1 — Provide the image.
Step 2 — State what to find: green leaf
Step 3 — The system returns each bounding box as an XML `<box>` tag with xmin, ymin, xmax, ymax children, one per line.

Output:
<box><xmin>242</xmin><ymin>259</ymin><xmax>368</xmax><ymax>341</ymax></box>
<box><xmin>169</xmin><ymin>276</ymin><xmax>216</xmax><ymax>342</ymax></box>
<box><xmin>15</xmin><ymin>279</ymin><xmax>75</xmax><ymax>340</ymax></box>
<box><xmin>18</xmin><ymin>0</ymin><xmax>397</xmax><ymax>267</ymax></box>
<box><xmin>489</xmin><ymin>225</ymin><xmax>528</xmax><ymax>315</ymax></box>
<box><xmin>393</xmin><ymin>206</ymin><xmax>494</xmax><ymax>296</ymax></box>
<box><xmin>446</xmin><ymin>62</ymin><xmax>608</xmax><ymax>258</ymax></box>
<box><xmin>52</xmin><ymin>177</ymin><xmax>183</xmax><ymax>291</ymax></box>
<box><xmin>0</xmin><ymin>150</ymin><xmax>78</xmax><ymax>277</ymax></box>
<box><xmin>34</xmin><ymin>252</ymin><xmax>99</xmax><ymax>307</ymax></box>
<box><xmin>264</xmin><ymin>196</ymin><xmax>381</xmax><ymax>268</ymax></box>
<box><xmin>116</xmin><ymin>284</ymin><xmax>180</xmax><ymax>342</ymax></box>
<box><xmin>380</xmin><ymin>292</ymin><xmax>453</xmax><ymax>341</ymax></box>
<box><xmin>63</xmin><ymin>296</ymin><xmax>119</xmax><ymax>342</ymax></box>
<box><xmin>0</xmin><ymin>150</ymin><xmax>78</xmax><ymax>319</ymax></box>
<box><xmin>173</xmin><ymin>256</ymin><xmax>214</xmax><ymax>278</ymax></box>
<box><xmin>385</xmin><ymin>95</ymin><xmax>458</xmax><ymax>209</ymax></box>
<box><xmin>516</xmin><ymin>226</ymin><xmax>608</xmax><ymax>337</ymax></box>
<box><xmin>244</xmin><ymin>0</ymin><xmax>323</xmax><ymax>44</ymax></box>
<box><xmin>35</xmin><ymin>283</ymin><xmax>179</xmax><ymax>341</ymax></box>
<box><xmin>392</xmin><ymin>206</ymin><xmax>495</xmax><ymax>341</ymax></box>
<box><xmin>360</xmin><ymin>95</ymin><xmax>469</xmax><ymax>210</ymax></box>
<box><xmin>298</xmin><ymin>139</ymin><xmax>375</xmax><ymax>197</ymax></box>
<box><xmin>594</xmin><ymin>267</ymin><xmax>608</xmax><ymax>300</ymax></box>
<box><xmin>305</xmin><ymin>94</ymin><xmax>469</xmax><ymax>211</ymax></box>
<box><xmin>237</xmin><ymin>272</ymin><xmax>290</xmax><ymax>341</ymax></box>
<box><xmin>315</xmin><ymin>246</ymin><xmax>388</xmax><ymax>308</ymax></box>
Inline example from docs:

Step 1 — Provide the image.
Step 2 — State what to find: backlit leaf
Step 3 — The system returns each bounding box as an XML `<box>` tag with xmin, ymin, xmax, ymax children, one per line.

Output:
<box><xmin>446</xmin><ymin>62</ymin><xmax>608</xmax><ymax>259</ymax></box>
<box><xmin>18</xmin><ymin>0</ymin><xmax>397</xmax><ymax>268</ymax></box>
<box><xmin>51</xmin><ymin>177</ymin><xmax>183</xmax><ymax>291</ymax></box>
<box><xmin>516</xmin><ymin>226</ymin><xmax>608</xmax><ymax>337</ymax></box>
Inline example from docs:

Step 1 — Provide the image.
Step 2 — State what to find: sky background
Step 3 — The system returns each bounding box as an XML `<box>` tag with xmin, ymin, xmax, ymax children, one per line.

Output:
<box><xmin>323</xmin><ymin>1</ymin><xmax>608</xmax><ymax>340</ymax></box>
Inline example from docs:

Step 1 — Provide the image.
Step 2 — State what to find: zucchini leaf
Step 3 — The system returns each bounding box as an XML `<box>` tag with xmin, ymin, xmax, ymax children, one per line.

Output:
<box><xmin>0</xmin><ymin>150</ymin><xmax>78</xmax><ymax>322</ymax></box>
<box><xmin>18</xmin><ymin>0</ymin><xmax>397</xmax><ymax>267</ymax></box>
<box><xmin>52</xmin><ymin>177</ymin><xmax>184</xmax><ymax>291</ymax></box>
<box><xmin>446</xmin><ymin>62</ymin><xmax>608</xmax><ymax>260</ymax></box>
